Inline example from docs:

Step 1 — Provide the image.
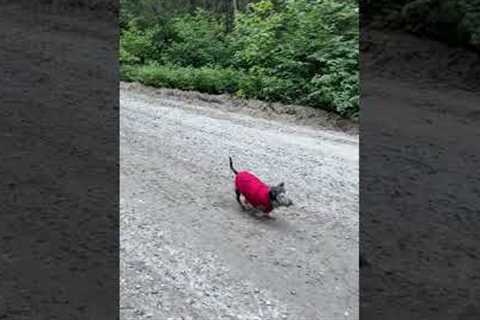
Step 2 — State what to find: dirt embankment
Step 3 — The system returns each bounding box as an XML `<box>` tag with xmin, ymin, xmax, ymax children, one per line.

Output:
<box><xmin>121</xmin><ymin>82</ymin><xmax>359</xmax><ymax>136</ymax></box>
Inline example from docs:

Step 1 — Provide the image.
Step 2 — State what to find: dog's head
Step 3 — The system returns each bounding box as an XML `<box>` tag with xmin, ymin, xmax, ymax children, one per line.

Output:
<box><xmin>269</xmin><ymin>182</ymin><xmax>293</xmax><ymax>208</ymax></box>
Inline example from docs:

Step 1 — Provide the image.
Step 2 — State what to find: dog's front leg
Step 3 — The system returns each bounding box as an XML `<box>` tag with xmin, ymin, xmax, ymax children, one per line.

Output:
<box><xmin>263</xmin><ymin>212</ymin><xmax>275</xmax><ymax>219</ymax></box>
<box><xmin>258</xmin><ymin>206</ymin><xmax>275</xmax><ymax>219</ymax></box>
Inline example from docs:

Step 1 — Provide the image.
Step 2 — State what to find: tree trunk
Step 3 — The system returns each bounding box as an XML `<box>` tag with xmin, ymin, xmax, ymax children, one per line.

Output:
<box><xmin>224</xmin><ymin>0</ymin><xmax>235</xmax><ymax>33</ymax></box>
<box><xmin>190</xmin><ymin>0</ymin><xmax>196</xmax><ymax>13</ymax></box>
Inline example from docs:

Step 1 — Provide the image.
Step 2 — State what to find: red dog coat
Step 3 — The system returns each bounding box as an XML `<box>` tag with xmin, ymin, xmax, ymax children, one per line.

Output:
<box><xmin>235</xmin><ymin>171</ymin><xmax>272</xmax><ymax>213</ymax></box>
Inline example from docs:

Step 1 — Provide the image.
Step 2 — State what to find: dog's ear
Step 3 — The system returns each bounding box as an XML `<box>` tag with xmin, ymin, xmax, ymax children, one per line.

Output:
<box><xmin>269</xmin><ymin>188</ymin><xmax>278</xmax><ymax>200</ymax></box>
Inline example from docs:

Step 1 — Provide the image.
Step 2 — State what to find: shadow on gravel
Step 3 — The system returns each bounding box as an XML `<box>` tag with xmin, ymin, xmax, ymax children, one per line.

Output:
<box><xmin>235</xmin><ymin>208</ymin><xmax>295</xmax><ymax>232</ymax></box>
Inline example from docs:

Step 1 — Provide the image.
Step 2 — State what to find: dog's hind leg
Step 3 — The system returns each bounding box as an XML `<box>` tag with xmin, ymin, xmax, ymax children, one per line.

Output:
<box><xmin>235</xmin><ymin>190</ymin><xmax>246</xmax><ymax>211</ymax></box>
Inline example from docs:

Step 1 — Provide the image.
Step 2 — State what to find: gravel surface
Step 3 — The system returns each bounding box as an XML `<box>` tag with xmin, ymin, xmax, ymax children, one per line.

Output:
<box><xmin>120</xmin><ymin>83</ymin><xmax>359</xmax><ymax>320</ymax></box>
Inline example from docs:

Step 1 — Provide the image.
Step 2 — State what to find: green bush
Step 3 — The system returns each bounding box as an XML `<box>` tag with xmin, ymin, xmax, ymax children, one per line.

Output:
<box><xmin>121</xmin><ymin>64</ymin><xmax>240</xmax><ymax>93</ymax></box>
<box><xmin>456</xmin><ymin>0</ymin><xmax>480</xmax><ymax>48</ymax></box>
<box><xmin>121</xmin><ymin>64</ymin><xmax>298</xmax><ymax>102</ymax></box>
<box><xmin>162</xmin><ymin>9</ymin><xmax>232</xmax><ymax>67</ymax></box>
<box><xmin>365</xmin><ymin>0</ymin><xmax>480</xmax><ymax>49</ymax></box>
<box><xmin>234</xmin><ymin>65</ymin><xmax>298</xmax><ymax>103</ymax></box>
<box><xmin>191</xmin><ymin>66</ymin><xmax>240</xmax><ymax>93</ymax></box>
<box><xmin>230</xmin><ymin>0</ymin><xmax>359</xmax><ymax>115</ymax></box>
<box><xmin>120</xmin><ymin>0</ymin><xmax>360</xmax><ymax>118</ymax></box>
<box><xmin>305</xmin><ymin>35</ymin><xmax>359</xmax><ymax>116</ymax></box>
<box><xmin>120</xmin><ymin>21</ymin><xmax>162</xmax><ymax>64</ymax></box>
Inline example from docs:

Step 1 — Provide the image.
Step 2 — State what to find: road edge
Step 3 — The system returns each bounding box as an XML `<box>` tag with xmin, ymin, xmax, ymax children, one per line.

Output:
<box><xmin>120</xmin><ymin>81</ymin><xmax>359</xmax><ymax>136</ymax></box>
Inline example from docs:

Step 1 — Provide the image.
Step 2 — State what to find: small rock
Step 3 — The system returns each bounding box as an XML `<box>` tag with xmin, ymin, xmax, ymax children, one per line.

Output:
<box><xmin>344</xmin><ymin>311</ymin><xmax>349</xmax><ymax>316</ymax></box>
<box><xmin>290</xmin><ymin>290</ymin><xmax>296</xmax><ymax>295</ymax></box>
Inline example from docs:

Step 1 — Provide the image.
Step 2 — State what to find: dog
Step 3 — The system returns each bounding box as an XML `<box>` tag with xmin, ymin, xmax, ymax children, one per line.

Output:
<box><xmin>229</xmin><ymin>156</ymin><xmax>293</xmax><ymax>218</ymax></box>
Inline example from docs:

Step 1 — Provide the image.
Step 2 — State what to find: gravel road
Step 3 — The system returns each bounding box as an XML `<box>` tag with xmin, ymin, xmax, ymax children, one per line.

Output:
<box><xmin>120</xmin><ymin>83</ymin><xmax>359</xmax><ymax>320</ymax></box>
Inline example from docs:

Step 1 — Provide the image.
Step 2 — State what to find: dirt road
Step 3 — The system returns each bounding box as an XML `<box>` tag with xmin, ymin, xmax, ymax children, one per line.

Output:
<box><xmin>120</xmin><ymin>83</ymin><xmax>359</xmax><ymax>319</ymax></box>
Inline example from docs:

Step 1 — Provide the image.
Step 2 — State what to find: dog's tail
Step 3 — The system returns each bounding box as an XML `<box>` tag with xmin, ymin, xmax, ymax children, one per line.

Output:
<box><xmin>229</xmin><ymin>156</ymin><xmax>238</xmax><ymax>175</ymax></box>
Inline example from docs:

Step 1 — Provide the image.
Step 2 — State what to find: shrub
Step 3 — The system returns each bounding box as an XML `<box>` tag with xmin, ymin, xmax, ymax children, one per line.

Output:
<box><xmin>230</xmin><ymin>0</ymin><xmax>359</xmax><ymax>114</ymax></box>
<box><xmin>120</xmin><ymin>0</ymin><xmax>360</xmax><ymax>118</ymax></box>
<box><xmin>120</xmin><ymin>21</ymin><xmax>162</xmax><ymax>64</ymax></box>
<box><xmin>162</xmin><ymin>9</ymin><xmax>232</xmax><ymax>67</ymax></box>
<box><xmin>121</xmin><ymin>64</ymin><xmax>297</xmax><ymax>102</ymax></box>
<box><xmin>121</xmin><ymin>64</ymin><xmax>242</xmax><ymax>94</ymax></box>
<box><xmin>366</xmin><ymin>0</ymin><xmax>480</xmax><ymax>50</ymax></box>
<box><xmin>305</xmin><ymin>35</ymin><xmax>359</xmax><ymax>116</ymax></box>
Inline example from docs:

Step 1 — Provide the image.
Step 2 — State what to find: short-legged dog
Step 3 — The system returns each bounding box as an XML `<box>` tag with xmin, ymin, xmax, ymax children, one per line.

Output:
<box><xmin>229</xmin><ymin>156</ymin><xmax>293</xmax><ymax>218</ymax></box>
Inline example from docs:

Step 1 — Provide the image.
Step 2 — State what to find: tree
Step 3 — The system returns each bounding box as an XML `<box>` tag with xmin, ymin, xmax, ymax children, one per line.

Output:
<box><xmin>224</xmin><ymin>0</ymin><xmax>235</xmax><ymax>33</ymax></box>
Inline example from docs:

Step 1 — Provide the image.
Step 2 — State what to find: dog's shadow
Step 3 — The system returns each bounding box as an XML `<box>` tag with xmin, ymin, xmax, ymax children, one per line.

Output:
<box><xmin>240</xmin><ymin>207</ymin><xmax>292</xmax><ymax>231</ymax></box>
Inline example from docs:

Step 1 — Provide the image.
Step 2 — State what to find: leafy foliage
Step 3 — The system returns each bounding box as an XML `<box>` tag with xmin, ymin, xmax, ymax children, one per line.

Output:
<box><xmin>364</xmin><ymin>0</ymin><xmax>480</xmax><ymax>49</ymax></box>
<box><xmin>163</xmin><ymin>9</ymin><xmax>232</xmax><ymax>67</ymax></box>
<box><xmin>120</xmin><ymin>0</ymin><xmax>360</xmax><ymax>118</ymax></box>
<box><xmin>120</xmin><ymin>22</ymin><xmax>160</xmax><ymax>64</ymax></box>
<box><xmin>121</xmin><ymin>64</ymin><xmax>294</xmax><ymax>100</ymax></box>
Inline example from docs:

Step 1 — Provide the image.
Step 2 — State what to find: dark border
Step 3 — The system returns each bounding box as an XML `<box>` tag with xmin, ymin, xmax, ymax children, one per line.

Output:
<box><xmin>0</xmin><ymin>1</ymin><xmax>119</xmax><ymax>319</ymax></box>
<box><xmin>360</xmin><ymin>2</ymin><xmax>480</xmax><ymax>319</ymax></box>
